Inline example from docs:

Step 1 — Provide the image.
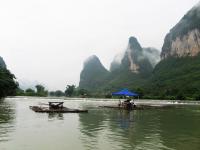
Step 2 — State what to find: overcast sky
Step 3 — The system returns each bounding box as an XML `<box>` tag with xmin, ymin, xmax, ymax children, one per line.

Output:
<box><xmin>0</xmin><ymin>0</ymin><xmax>199</xmax><ymax>91</ymax></box>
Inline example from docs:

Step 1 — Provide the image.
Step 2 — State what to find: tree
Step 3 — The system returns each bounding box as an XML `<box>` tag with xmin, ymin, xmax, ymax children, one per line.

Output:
<box><xmin>25</xmin><ymin>88</ymin><xmax>36</xmax><ymax>96</ymax></box>
<box><xmin>49</xmin><ymin>91</ymin><xmax>55</xmax><ymax>97</ymax></box>
<box><xmin>135</xmin><ymin>88</ymin><xmax>144</xmax><ymax>98</ymax></box>
<box><xmin>35</xmin><ymin>84</ymin><xmax>48</xmax><ymax>97</ymax></box>
<box><xmin>65</xmin><ymin>85</ymin><xmax>75</xmax><ymax>97</ymax></box>
<box><xmin>77</xmin><ymin>88</ymin><xmax>88</xmax><ymax>96</ymax></box>
<box><xmin>176</xmin><ymin>92</ymin><xmax>186</xmax><ymax>101</ymax></box>
<box><xmin>16</xmin><ymin>88</ymin><xmax>25</xmax><ymax>96</ymax></box>
<box><xmin>55</xmin><ymin>90</ymin><xmax>65</xmax><ymax>97</ymax></box>
<box><xmin>35</xmin><ymin>85</ymin><xmax>44</xmax><ymax>93</ymax></box>
<box><xmin>0</xmin><ymin>68</ymin><xmax>18</xmax><ymax>98</ymax></box>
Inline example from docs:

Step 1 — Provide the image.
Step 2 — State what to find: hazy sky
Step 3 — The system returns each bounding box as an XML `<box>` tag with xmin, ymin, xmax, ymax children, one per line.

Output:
<box><xmin>0</xmin><ymin>0</ymin><xmax>199</xmax><ymax>91</ymax></box>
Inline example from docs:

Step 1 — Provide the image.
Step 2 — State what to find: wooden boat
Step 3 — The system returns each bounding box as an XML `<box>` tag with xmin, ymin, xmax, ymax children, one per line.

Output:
<box><xmin>30</xmin><ymin>102</ymin><xmax>88</xmax><ymax>113</ymax></box>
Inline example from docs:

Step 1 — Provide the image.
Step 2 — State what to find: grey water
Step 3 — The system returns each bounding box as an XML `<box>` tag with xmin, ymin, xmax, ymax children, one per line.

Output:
<box><xmin>0</xmin><ymin>97</ymin><xmax>200</xmax><ymax>150</ymax></box>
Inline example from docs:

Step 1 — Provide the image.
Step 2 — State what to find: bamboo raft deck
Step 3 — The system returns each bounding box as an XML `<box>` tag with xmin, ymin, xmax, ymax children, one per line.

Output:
<box><xmin>30</xmin><ymin>102</ymin><xmax>88</xmax><ymax>113</ymax></box>
<box><xmin>30</xmin><ymin>106</ymin><xmax>88</xmax><ymax>113</ymax></box>
<box><xmin>99</xmin><ymin>104</ymin><xmax>176</xmax><ymax>110</ymax></box>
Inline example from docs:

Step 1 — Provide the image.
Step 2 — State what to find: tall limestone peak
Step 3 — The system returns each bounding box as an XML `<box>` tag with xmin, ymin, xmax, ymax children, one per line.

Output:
<box><xmin>128</xmin><ymin>36</ymin><xmax>143</xmax><ymax>52</ymax></box>
<box><xmin>161</xmin><ymin>2</ymin><xmax>200</xmax><ymax>59</ymax></box>
<box><xmin>110</xmin><ymin>38</ymin><xmax>160</xmax><ymax>72</ymax></box>
<box><xmin>79</xmin><ymin>55</ymin><xmax>109</xmax><ymax>90</ymax></box>
<box><xmin>121</xmin><ymin>36</ymin><xmax>143</xmax><ymax>73</ymax></box>
<box><xmin>0</xmin><ymin>56</ymin><xmax>7</xmax><ymax>68</ymax></box>
<box><xmin>111</xmin><ymin>36</ymin><xmax>153</xmax><ymax>74</ymax></box>
<box><xmin>83</xmin><ymin>55</ymin><xmax>105</xmax><ymax>69</ymax></box>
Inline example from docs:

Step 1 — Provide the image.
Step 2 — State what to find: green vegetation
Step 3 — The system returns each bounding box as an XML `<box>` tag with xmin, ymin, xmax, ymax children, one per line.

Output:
<box><xmin>25</xmin><ymin>88</ymin><xmax>36</xmax><ymax>96</ymax></box>
<box><xmin>65</xmin><ymin>85</ymin><xmax>76</xmax><ymax>97</ymax></box>
<box><xmin>145</xmin><ymin>55</ymin><xmax>200</xmax><ymax>100</ymax></box>
<box><xmin>35</xmin><ymin>85</ymin><xmax>48</xmax><ymax>97</ymax></box>
<box><xmin>79</xmin><ymin>55</ymin><xmax>109</xmax><ymax>91</ymax></box>
<box><xmin>49</xmin><ymin>90</ymin><xmax>65</xmax><ymax>97</ymax></box>
<box><xmin>0</xmin><ymin>68</ymin><xmax>18</xmax><ymax>98</ymax></box>
<box><xmin>77</xmin><ymin>54</ymin><xmax>200</xmax><ymax>100</ymax></box>
<box><xmin>16</xmin><ymin>84</ymin><xmax>48</xmax><ymax>97</ymax></box>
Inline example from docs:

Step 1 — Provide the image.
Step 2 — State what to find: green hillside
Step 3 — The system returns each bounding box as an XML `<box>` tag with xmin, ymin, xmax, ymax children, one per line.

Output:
<box><xmin>147</xmin><ymin>55</ymin><xmax>200</xmax><ymax>99</ymax></box>
<box><xmin>79</xmin><ymin>55</ymin><xmax>109</xmax><ymax>91</ymax></box>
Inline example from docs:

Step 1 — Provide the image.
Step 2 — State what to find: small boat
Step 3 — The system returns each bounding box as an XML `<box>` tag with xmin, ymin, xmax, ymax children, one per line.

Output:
<box><xmin>30</xmin><ymin>102</ymin><xmax>88</xmax><ymax>113</ymax></box>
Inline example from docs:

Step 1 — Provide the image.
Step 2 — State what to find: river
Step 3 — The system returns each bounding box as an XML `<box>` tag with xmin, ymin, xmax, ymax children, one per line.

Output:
<box><xmin>0</xmin><ymin>97</ymin><xmax>200</xmax><ymax>150</ymax></box>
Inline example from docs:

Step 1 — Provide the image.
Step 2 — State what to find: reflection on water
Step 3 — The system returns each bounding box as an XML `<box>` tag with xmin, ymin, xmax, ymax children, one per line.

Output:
<box><xmin>0</xmin><ymin>97</ymin><xmax>200</xmax><ymax>150</ymax></box>
<box><xmin>79</xmin><ymin>105</ymin><xmax>200</xmax><ymax>150</ymax></box>
<box><xmin>78</xmin><ymin>108</ymin><xmax>169</xmax><ymax>150</ymax></box>
<box><xmin>0</xmin><ymin>99</ymin><xmax>15</xmax><ymax>142</ymax></box>
<box><xmin>48</xmin><ymin>113</ymin><xmax>64</xmax><ymax>121</ymax></box>
<box><xmin>159</xmin><ymin>108</ymin><xmax>200</xmax><ymax>150</ymax></box>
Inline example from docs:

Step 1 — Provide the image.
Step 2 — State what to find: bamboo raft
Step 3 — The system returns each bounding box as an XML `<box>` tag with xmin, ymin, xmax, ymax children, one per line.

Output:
<box><xmin>30</xmin><ymin>102</ymin><xmax>88</xmax><ymax>113</ymax></box>
<box><xmin>99</xmin><ymin>105</ymin><xmax>143</xmax><ymax>110</ymax></box>
<box><xmin>99</xmin><ymin>104</ymin><xmax>176</xmax><ymax>110</ymax></box>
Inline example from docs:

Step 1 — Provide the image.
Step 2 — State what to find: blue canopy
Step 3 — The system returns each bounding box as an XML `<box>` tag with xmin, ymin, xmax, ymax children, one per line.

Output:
<box><xmin>112</xmin><ymin>89</ymin><xmax>138</xmax><ymax>97</ymax></box>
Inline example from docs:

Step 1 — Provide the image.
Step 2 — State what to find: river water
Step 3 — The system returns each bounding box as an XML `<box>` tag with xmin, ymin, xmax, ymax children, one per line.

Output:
<box><xmin>0</xmin><ymin>97</ymin><xmax>200</xmax><ymax>150</ymax></box>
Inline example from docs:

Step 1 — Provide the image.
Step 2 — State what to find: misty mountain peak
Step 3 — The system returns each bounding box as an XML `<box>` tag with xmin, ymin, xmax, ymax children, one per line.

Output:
<box><xmin>110</xmin><ymin>37</ymin><xmax>159</xmax><ymax>73</ymax></box>
<box><xmin>128</xmin><ymin>36</ymin><xmax>143</xmax><ymax>51</ymax></box>
<box><xmin>79</xmin><ymin>55</ymin><xmax>109</xmax><ymax>90</ymax></box>
<box><xmin>161</xmin><ymin>2</ymin><xmax>200</xmax><ymax>59</ymax></box>
<box><xmin>84</xmin><ymin>55</ymin><xmax>99</xmax><ymax>66</ymax></box>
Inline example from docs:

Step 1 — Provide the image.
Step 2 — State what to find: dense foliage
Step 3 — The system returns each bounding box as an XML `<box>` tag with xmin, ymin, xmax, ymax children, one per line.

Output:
<box><xmin>16</xmin><ymin>85</ymin><xmax>48</xmax><ymax>97</ymax></box>
<box><xmin>49</xmin><ymin>90</ymin><xmax>65</xmax><ymax>97</ymax></box>
<box><xmin>65</xmin><ymin>85</ymin><xmax>76</xmax><ymax>97</ymax></box>
<box><xmin>0</xmin><ymin>68</ymin><xmax>18</xmax><ymax>98</ymax></box>
<box><xmin>145</xmin><ymin>55</ymin><xmax>200</xmax><ymax>100</ymax></box>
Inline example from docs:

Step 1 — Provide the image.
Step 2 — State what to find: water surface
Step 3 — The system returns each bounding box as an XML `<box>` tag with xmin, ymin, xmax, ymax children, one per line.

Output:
<box><xmin>0</xmin><ymin>97</ymin><xmax>200</xmax><ymax>150</ymax></box>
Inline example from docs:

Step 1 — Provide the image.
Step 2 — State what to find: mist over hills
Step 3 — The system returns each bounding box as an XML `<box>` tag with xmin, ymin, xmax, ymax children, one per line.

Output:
<box><xmin>79</xmin><ymin>37</ymin><xmax>160</xmax><ymax>92</ymax></box>
<box><xmin>79</xmin><ymin>2</ymin><xmax>200</xmax><ymax>99</ymax></box>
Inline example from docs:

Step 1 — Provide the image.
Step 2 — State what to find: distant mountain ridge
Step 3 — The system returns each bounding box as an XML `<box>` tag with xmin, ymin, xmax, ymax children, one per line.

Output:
<box><xmin>79</xmin><ymin>37</ymin><xmax>160</xmax><ymax>91</ymax></box>
<box><xmin>79</xmin><ymin>2</ymin><xmax>200</xmax><ymax>99</ymax></box>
